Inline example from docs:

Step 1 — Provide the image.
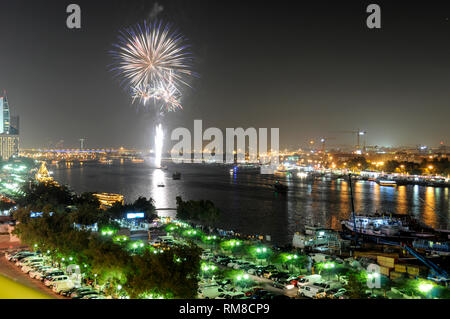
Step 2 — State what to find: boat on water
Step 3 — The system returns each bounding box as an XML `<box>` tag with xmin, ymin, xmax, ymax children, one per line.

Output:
<box><xmin>340</xmin><ymin>212</ymin><xmax>446</xmax><ymax>242</ymax></box>
<box><xmin>292</xmin><ymin>225</ymin><xmax>350</xmax><ymax>252</ymax></box>
<box><xmin>157</xmin><ymin>183</ymin><xmax>165</xmax><ymax>187</ymax></box>
<box><xmin>273</xmin><ymin>181</ymin><xmax>288</xmax><ymax>193</ymax></box>
<box><xmin>99</xmin><ymin>158</ymin><xmax>113</xmax><ymax>164</ymax></box>
<box><xmin>172</xmin><ymin>172</ymin><xmax>181</xmax><ymax>180</ymax></box>
<box><xmin>378</xmin><ymin>179</ymin><xmax>397</xmax><ymax>187</ymax></box>
<box><xmin>341</xmin><ymin>214</ymin><xmax>408</xmax><ymax>237</ymax></box>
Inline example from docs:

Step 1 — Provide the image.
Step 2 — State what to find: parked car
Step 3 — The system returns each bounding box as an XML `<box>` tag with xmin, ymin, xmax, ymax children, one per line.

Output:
<box><xmin>198</xmin><ymin>285</ymin><xmax>226</xmax><ymax>299</ymax></box>
<box><xmin>315</xmin><ymin>283</ymin><xmax>343</xmax><ymax>298</ymax></box>
<box><xmin>326</xmin><ymin>288</ymin><xmax>348</xmax><ymax>299</ymax></box>
<box><xmin>36</xmin><ymin>268</ymin><xmax>60</xmax><ymax>281</ymax></box>
<box><xmin>271</xmin><ymin>281</ymin><xmax>286</xmax><ymax>290</ymax></box>
<box><xmin>29</xmin><ymin>266</ymin><xmax>52</xmax><ymax>279</ymax></box>
<box><xmin>71</xmin><ymin>288</ymin><xmax>99</xmax><ymax>299</ymax></box>
<box><xmin>82</xmin><ymin>293</ymin><xmax>104</xmax><ymax>299</ymax></box>
<box><xmin>9</xmin><ymin>251</ymin><xmax>35</xmax><ymax>262</ymax></box>
<box><xmin>314</xmin><ymin>281</ymin><xmax>342</xmax><ymax>291</ymax></box>
<box><xmin>52</xmin><ymin>279</ymin><xmax>75</xmax><ymax>293</ymax></box>
<box><xmin>298</xmin><ymin>284</ymin><xmax>325</xmax><ymax>298</ymax></box>
<box><xmin>297</xmin><ymin>274</ymin><xmax>322</xmax><ymax>287</ymax></box>
<box><xmin>230</xmin><ymin>292</ymin><xmax>246</xmax><ymax>299</ymax></box>
<box><xmin>60</xmin><ymin>287</ymin><xmax>79</xmax><ymax>296</ymax></box>
<box><xmin>22</xmin><ymin>262</ymin><xmax>43</xmax><ymax>274</ymax></box>
<box><xmin>249</xmin><ymin>289</ymin><xmax>270</xmax><ymax>299</ymax></box>
<box><xmin>41</xmin><ymin>270</ymin><xmax>65</xmax><ymax>282</ymax></box>
<box><xmin>45</xmin><ymin>275</ymin><xmax>69</xmax><ymax>287</ymax></box>
<box><xmin>5</xmin><ymin>250</ymin><xmax>25</xmax><ymax>261</ymax></box>
<box><xmin>17</xmin><ymin>256</ymin><xmax>43</xmax><ymax>267</ymax></box>
<box><xmin>285</xmin><ymin>275</ymin><xmax>304</xmax><ymax>288</ymax></box>
<box><xmin>271</xmin><ymin>272</ymin><xmax>291</xmax><ymax>282</ymax></box>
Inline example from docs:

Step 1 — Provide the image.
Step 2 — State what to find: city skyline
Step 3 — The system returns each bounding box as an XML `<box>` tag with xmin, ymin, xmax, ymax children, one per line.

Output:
<box><xmin>0</xmin><ymin>0</ymin><xmax>449</xmax><ymax>149</ymax></box>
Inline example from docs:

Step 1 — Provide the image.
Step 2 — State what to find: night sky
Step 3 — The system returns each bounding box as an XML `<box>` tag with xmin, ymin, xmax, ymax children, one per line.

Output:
<box><xmin>0</xmin><ymin>0</ymin><xmax>449</xmax><ymax>150</ymax></box>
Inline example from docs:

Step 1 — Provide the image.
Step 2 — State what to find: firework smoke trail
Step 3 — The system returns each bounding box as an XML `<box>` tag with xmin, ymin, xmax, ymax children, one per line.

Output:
<box><xmin>154</xmin><ymin>123</ymin><xmax>164</xmax><ymax>168</ymax></box>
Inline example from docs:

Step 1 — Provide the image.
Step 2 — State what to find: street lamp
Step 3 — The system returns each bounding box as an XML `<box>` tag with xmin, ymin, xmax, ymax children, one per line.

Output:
<box><xmin>236</xmin><ymin>273</ymin><xmax>250</xmax><ymax>288</ymax></box>
<box><xmin>418</xmin><ymin>282</ymin><xmax>433</xmax><ymax>294</ymax></box>
<box><xmin>322</xmin><ymin>262</ymin><xmax>335</xmax><ymax>280</ymax></box>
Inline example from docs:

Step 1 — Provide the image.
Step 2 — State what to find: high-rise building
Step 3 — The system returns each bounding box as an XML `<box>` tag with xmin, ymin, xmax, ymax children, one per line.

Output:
<box><xmin>0</xmin><ymin>135</ymin><xmax>19</xmax><ymax>160</ymax></box>
<box><xmin>0</xmin><ymin>91</ymin><xmax>19</xmax><ymax>160</ymax></box>
<box><xmin>2</xmin><ymin>92</ymin><xmax>10</xmax><ymax>133</ymax></box>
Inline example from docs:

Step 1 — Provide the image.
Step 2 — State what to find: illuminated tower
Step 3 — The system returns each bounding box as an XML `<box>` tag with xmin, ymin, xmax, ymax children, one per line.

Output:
<box><xmin>0</xmin><ymin>91</ymin><xmax>19</xmax><ymax>160</ymax></box>
<box><xmin>2</xmin><ymin>90</ymin><xmax>10</xmax><ymax>133</ymax></box>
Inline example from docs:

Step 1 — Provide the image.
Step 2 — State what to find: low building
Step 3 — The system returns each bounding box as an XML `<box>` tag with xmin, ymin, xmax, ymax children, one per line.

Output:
<box><xmin>93</xmin><ymin>193</ymin><xmax>124</xmax><ymax>210</ymax></box>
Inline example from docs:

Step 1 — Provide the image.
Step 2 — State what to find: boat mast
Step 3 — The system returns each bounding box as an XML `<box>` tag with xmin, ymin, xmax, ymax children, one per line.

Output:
<box><xmin>348</xmin><ymin>173</ymin><xmax>358</xmax><ymax>244</ymax></box>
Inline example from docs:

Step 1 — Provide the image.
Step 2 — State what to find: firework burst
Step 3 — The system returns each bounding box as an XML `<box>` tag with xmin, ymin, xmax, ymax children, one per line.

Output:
<box><xmin>111</xmin><ymin>20</ymin><xmax>193</xmax><ymax>93</ymax></box>
<box><xmin>131</xmin><ymin>78</ymin><xmax>182</xmax><ymax>112</ymax></box>
<box><xmin>111</xmin><ymin>20</ymin><xmax>195</xmax><ymax>169</ymax></box>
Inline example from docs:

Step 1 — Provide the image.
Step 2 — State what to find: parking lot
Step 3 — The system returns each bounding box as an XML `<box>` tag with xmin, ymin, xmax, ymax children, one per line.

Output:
<box><xmin>2</xmin><ymin>250</ymin><xmax>109</xmax><ymax>299</ymax></box>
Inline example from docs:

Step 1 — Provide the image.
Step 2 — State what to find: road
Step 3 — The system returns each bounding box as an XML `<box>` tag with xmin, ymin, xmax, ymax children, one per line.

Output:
<box><xmin>0</xmin><ymin>253</ymin><xmax>66</xmax><ymax>299</ymax></box>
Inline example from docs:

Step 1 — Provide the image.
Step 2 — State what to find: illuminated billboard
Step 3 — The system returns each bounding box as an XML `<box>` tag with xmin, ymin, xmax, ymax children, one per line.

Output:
<box><xmin>126</xmin><ymin>212</ymin><xmax>144</xmax><ymax>219</ymax></box>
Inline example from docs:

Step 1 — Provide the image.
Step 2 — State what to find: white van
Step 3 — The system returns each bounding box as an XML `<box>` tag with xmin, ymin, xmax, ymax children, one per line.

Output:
<box><xmin>298</xmin><ymin>284</ymin><xmax>325</xmax><ymax>298</ymax></box>
<box><xmin>198</xmin><ymin>285</ymin><xmax>225</xmax><ymax>299</ymax></box>
<box><xmin>45</xmin><ymin>275</ymin><xmax>69</xmax><ymax>287</ymax></box>
<box><xmin>297</xmin><ymin>274</ymin><xmax>322</xmax><ymax>287</ymax></box>
<box><xmin>52</xmin><ymin>279</ymin><xmax>74</xmax><ymax>293</ymax></box>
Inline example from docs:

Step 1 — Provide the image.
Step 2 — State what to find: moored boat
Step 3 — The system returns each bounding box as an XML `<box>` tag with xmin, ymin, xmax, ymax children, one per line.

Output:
<box><xmin>273</xmin><ymin>181</ymin><xmax>288</xmax><ymax>193</ymax></box>
<box><xmin>172</xmin><ymin>172</ymin><xmax>181</xmax><ymax>180</ymax></box>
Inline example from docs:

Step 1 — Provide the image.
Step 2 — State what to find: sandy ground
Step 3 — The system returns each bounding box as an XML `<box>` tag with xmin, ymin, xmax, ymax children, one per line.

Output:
<box><xmin>0</xmin><ymin>251</ymin><xmax>67</xmax><ymax>299</ymax></box>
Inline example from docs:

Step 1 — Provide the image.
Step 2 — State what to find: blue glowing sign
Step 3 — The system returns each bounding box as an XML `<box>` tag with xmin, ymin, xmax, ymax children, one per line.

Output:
<box><xmin>126</xmin><ymin>212</ymin><xmax>144</xmax><ymax>219</ymax></box>
<box><xmin>30</xmin><ymin>212</ymin><xmax>43</xmax><ymax>218</ymax></box>
<box><xmin>30</xmin><ymin>212</ymin><xmax>53</xmax><ymax>217</ymax></box>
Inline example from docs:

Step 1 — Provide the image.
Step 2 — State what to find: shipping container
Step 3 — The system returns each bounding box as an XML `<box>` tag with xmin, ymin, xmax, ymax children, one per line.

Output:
<box><xmin>379</xmin><ymin>265</ymin><xmax>390</xmax><ymax>276</ymax></box>
<box><xmin>377</xmin><ymin>256</ymin><xmax>395</xmax><ymax>268</ymax></box>
<box><xmin>390</xmin><ymin>271</ymin><xmax>403</xmax><ymax>280</ymax></box>
<box><xmin>406</xmin><ymin>265</ymin><xmax>421</xmax><ymax>276</ymax></box>
<box><xmin>394</xmin><ymin>264</ymin><xmax>407</xmax><ymax>273</ymax></box>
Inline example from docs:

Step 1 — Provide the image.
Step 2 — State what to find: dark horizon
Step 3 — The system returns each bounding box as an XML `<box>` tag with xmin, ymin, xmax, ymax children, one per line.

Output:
<box><xmin>0</xmin><ymin>0</ymin><xmax>449</xmax><ymax>150</ymax></box>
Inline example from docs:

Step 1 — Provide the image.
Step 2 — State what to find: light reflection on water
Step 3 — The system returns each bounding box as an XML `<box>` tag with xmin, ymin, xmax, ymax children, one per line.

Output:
<box><xmin>52</xmin><ymin>162</ymin><xmax>449</xmax><ymax>245</ymax></box>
